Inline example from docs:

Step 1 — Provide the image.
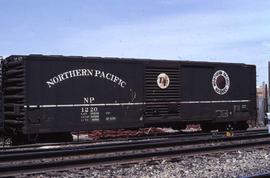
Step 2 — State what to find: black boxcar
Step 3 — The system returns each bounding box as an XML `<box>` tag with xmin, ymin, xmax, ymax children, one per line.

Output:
<box><xmin>2</xmin><ymin>55</ymin><xmax>256</xmax><ymax>143</ymax></box>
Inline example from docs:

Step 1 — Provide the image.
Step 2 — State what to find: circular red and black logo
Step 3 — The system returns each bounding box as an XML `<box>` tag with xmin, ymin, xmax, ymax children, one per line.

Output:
<box><xmin>212</xmin><ymin>70</ymin><xmax>230</xmax><ymax>95</ymax></box>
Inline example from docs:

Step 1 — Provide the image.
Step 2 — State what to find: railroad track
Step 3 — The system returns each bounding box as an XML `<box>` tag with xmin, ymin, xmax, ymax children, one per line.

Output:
<box><xmin>0</xmin><ymin>129</ymin><xmax>266</xmax><ymax>151</ymax></box>
<box><xmin>0</xmin><ymin>129</ymin><xmax>266</xmax><ymax>158</ymax></box>
<box><xmin>0</xmin><ymin>130</ymin><xmax>269</xmax><ymax>177</ymax></box>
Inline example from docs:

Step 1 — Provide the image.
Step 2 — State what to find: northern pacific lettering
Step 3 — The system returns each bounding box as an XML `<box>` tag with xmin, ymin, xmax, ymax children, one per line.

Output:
<box><xmin>46</xmin><ymin>69</ymin><xmax>127</xmax><ymax>88</ymax></box>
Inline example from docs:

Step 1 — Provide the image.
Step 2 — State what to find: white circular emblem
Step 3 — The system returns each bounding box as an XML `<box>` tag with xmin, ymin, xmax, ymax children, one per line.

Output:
<box><xmin>212</xmin><ymin>70</ymin><xmax>230</xmax><ymax>95</ymax></box>
<box><xmin>157</xmin><ymin>73</ymin><xmax>170</xmax><ymax>89</ymax></box>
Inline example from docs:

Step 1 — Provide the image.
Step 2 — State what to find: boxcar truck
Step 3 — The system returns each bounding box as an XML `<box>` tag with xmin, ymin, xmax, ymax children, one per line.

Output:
<box><xmin>2</xmin><ymin>55</ymin><xmax>257</xmax><ymax>144</ymax></box>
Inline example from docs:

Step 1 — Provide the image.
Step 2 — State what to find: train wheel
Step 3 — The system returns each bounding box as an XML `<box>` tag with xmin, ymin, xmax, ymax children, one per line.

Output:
<box><xmin>217</xmin><ymin>124</ymin><xmax>227</xmax><ymax>132</ymax></box>
<box><xmin>234</xmin><ymin>121</ymin><xmax>249</xmax><ymax>130</ymax></box>
<box><xmin>215</xmin><ymin>123</ymin><xmax>233</xmax><ymax>132</ymax></box>
<box><xmin>59</xmin><ymin>132</ymin><xmax>73</xmax><ymax>142</ymax></box>
<box><xmin>201</xmin><ymin>123</ymin><xmax>213</xmax><ymax>132</ymax></box>
<box><xmin>11</xmin><ymin>133</ymin><xmax>28</xmax><ymax>145</ymax></box>
<box><xmin>172</xmin><ymin>123</ymin><xmax>186</xmax><ymax>131</ymax></box>
<box><xmin>38</xmin><ymin>132</ymin><xmax>73</xmax><ymax>143</ymax></box>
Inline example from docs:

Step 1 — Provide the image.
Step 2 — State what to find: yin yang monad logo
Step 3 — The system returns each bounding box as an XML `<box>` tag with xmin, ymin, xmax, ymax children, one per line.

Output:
<box><xmin>157</xmin><ymin>73</ymin><xmax>170</xmax><ymax>89</ymax></box>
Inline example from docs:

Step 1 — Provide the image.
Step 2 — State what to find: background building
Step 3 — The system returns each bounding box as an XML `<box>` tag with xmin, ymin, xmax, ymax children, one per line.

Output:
<box><xmin>257</xmin><ymin>82</ymin><xmax>268</xmax><ymax>126</ymax></box>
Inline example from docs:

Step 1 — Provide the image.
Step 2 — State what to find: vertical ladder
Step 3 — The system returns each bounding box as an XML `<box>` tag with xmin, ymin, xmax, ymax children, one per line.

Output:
<box><xmin>2</xmin><ymin>57</ymin><xmax>26</xmax><ymax>132</ymax></box>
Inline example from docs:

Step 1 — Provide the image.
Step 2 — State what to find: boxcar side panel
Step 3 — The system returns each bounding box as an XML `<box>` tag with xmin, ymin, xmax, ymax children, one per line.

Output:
<box><xmin>24</xmin><ymin>57</ymin><xmax>144</xmax><ymax>133</ymax></box>
<box><xmin>181</xmin><ymin>64</ymin><xmax>256</xmax><ymax>122</ymax></box>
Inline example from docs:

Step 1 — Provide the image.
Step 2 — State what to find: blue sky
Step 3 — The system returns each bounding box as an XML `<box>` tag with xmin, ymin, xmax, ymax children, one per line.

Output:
<box><xmin>0</xmin><ymin>0</ymin><xmax>269</xmax><ymax>84</ymax></box>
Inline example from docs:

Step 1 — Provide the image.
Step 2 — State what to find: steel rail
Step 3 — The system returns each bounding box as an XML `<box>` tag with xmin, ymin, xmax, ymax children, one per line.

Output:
<box><xmin>0</xmin><ymin>134</ymin><xmax>270</xmax><ymax>177</ymax></box>
<box><xmin>0</xmin><ymin>131</ymin><xmax>269</xmax><ymax>163</ymax></box>
<box><xmin>1</xmin><ymin>129</ymin><xmax>266</xmax><ymax>150</ymax></box>
<box><xmin>0</xmin><ymin>132</ymin><xmax>212</xmax><ymax>155</ymax></box>
<box><xmin>0</xmin><ymin>129</ymin><xmax>267</xmax><ymax>155</ymax></box>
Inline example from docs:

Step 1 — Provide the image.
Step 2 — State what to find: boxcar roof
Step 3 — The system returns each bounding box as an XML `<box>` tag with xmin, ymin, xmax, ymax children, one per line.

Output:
<box><xmin>6</xmin><ymin>54</ymin><xmax>254</xmax><ymax>67</ymax></box>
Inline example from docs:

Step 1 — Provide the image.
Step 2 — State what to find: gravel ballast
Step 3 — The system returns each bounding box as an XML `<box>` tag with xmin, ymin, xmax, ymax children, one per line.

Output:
<box><xmin>18</xmin><ymin>147</ymin><xmax>270</xmax><ymax>178</ymax></box>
